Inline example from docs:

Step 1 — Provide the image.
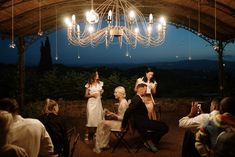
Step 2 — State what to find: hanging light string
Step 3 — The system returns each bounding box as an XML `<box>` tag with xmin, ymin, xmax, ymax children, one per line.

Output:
<box><xmin>38</xmin><ymin>0</ymin><xmax>43</xmax><ymax>36</ymax></box>
<box><xmin>92</xmin><ymin>0</ymin><xmax>93</xmax><ymax>10</ymax></box>
<box><xmin>214</xmin><ymin>0</ymin><xmax>217</xmax><ymax>42</ymax></box>
<box><xmin>11</xmin><ymin>0</ymin><xmax>14</xmax><ymax>43</ymax></box>
<box><xmin>9</xmin><ymin>0</ymin><xmax>16</xmax><ymax>48</ymax></box>
<box><xmin>197</xmin><ymin>0</ymin><xmax>201</xmax><ymax>35</ymax></box>
<box><xmin>188</xmin><ymin>16</ymin><xmax>192</xmax><ymax>60</ymax></box>
<box><xmin>213</xmin><ymin>0</ymin><xmax>219</xmax><ymax>51</ymax></box>
<box><xmin>55</xmin><ymin>7</ymin><xmax>58</xmax><ymax>60</ymax></box>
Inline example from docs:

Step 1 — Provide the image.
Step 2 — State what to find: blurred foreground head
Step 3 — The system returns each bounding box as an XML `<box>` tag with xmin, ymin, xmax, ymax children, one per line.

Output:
<box><xmin>220</xmin><ymin>97</ymin><xmax>235</xmax><ymax>116</ymax></box>
<box><xmin>0</xmin><ymin>110</ymin><xmax>13</xmax><ymax>138</ymax></box>
<box><xmin>0</xmin><ymin>98</ymin><xmax>19</xmax><ymax>115</ymax></box>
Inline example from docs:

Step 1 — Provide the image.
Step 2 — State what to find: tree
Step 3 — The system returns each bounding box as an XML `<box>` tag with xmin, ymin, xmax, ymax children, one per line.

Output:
<box><xmin>38</xmin><ymin>36</ymin><xmax>52</xmax><ymax>72</ymax></box>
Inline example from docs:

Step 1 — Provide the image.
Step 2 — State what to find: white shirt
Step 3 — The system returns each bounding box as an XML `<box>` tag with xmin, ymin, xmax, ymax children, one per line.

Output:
<box><xmin>179</xmin><ymin>110</ymin><xmax>220</xmax><ymax>129</ymax></box>
<box><xmin>136</xmin><ymin>77</ymin><xmax>157</xmax><ymax>94</ymax></box>
<box><xmin>8</xmin><ymin>115</ymin><xmax>54</xmax><ymax>157</ymax></box>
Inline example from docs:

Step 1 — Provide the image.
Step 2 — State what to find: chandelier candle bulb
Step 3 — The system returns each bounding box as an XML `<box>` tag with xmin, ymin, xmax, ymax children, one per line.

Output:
<box><xmin>107</xmin><ymin>10</ymin><xmax>112</xmax><ymax>23</ymax></box>
<box><xmin>159</xmin><ymin>16</ymin><xmax>166</xmax><ymax>26</ymax></box>
<box><xmin>72</xmin><ymin>15</ymin><xmax>76</xmax><ymax>24</ymax></box>
<box><xmin>129</xmin><ymin>10</ymin><xmax>135</xmax><ymax>21</ymax></box>
<box><xmin>149</xmin><ymin>14</ymin><xmax>153</xmax><ymax>24</ymax></box>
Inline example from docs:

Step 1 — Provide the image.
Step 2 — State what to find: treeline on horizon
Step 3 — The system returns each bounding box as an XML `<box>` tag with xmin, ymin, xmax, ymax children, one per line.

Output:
<box><xmin>0</xmin><ymin>63</ymin><xmax>234</xmax><ymax>103</ymax></box>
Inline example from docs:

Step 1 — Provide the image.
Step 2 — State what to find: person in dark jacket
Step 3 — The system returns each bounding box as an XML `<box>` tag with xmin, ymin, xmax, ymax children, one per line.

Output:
<box><xmin>121</xmin><ymin>83</ymin><xmax>168</xmax><ymax>152</ymax></box>
<box><xmin>39</xmin><ymin>98</ymin><xmax>69</xmax><ymax>157</ymax></box>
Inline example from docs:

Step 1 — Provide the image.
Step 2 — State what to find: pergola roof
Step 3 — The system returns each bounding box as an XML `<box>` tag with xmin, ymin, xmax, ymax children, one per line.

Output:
<box><xmin>0</xmin><ymin>0</ymin><xmax>235</xmax><ymax>42</ymax></box>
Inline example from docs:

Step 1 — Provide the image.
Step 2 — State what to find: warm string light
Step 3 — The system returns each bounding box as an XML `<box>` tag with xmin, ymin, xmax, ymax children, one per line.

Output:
<box><xmin>9</xmin><ymin>0</ymin><xmax>16</xmax><ymax>48</ymax></box>
<box><xmin>77</xmin><ymin>47</ymin><xmax>80</xmax><ymax>59</ymax></box>
<box><xmin>125</xmin><ymin>44</ymin><xmax>131</xmax><ymax>59</ymax></box>
<box><xmin>64</xmin><ymin>0</ymin><xmax>167</xmax><ymax>48</ymax></box>
<box><xmin>38</xmin><ymin>0</ymin><xmax>43</xmax><ymax>36</ymax></box>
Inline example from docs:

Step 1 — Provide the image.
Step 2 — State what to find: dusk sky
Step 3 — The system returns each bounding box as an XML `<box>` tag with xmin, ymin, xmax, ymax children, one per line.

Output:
<box><xmin>1</xmin><ymin>24</ymin><xmax>235</xmax><ymax>66</ymax></box>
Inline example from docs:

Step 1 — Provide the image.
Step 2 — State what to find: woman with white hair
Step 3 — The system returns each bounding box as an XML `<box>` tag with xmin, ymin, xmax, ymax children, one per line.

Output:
<box><xmin>93</xmin><ymin>86</ymin><xmax>129</xmax><ymax>153</ymax></box>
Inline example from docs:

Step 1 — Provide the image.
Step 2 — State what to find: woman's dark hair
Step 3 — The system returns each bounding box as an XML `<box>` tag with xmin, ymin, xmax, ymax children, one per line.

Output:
<box><xmin>142</xmin><ymin>67</ymin><xmax>155</xmax><ymax>83</ymax></box>
<box><xmin>88</xmin><ymin>71</ymin><xmax>99</xmax><ymax>85</ymax></box>
<box><xmin>0</xmin><ymin>98</ymin><xmax>19</xmax><ymax>114</ymax></box>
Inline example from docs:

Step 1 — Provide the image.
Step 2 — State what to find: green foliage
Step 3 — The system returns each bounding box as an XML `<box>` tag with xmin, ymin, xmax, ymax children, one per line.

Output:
<box><xmin>0</xmin><ymin>64</ymin><xmax>235</xmax><ymax>102</ymax></box>
<box><xmin>0</xmin><ymin>64</ymin><xmax>18</xmax><ymax>98</ymax></box>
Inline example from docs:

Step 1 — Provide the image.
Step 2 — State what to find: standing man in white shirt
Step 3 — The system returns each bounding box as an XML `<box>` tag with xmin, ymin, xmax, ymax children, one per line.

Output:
<box><xmin>0</xmin><ymin>98</ymin><xmax>54</xmax><ymax>157</ymax></box>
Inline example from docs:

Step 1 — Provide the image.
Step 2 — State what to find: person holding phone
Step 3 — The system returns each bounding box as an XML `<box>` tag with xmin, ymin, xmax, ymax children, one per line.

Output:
<box><xmin>179</xmin><ymin>98</ymin><xmax>221</xmax><ymax>157</ymax></box>
<box><xmin>179</xmin><ymin>99</ymin><xmax>220</xmax><ymax>129</ymax></box>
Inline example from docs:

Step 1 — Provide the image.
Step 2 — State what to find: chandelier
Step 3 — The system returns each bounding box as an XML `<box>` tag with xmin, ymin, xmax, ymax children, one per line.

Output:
<box><xmin>64</xmin><ymin>0</ymin><xmax>167</xmax><ymax>48</ymax></box>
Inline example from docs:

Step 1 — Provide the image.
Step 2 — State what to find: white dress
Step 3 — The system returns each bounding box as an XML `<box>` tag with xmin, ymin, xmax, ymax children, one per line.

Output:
<box><xmin>95</xmin><ymin>99</ymin><xmax>129</xmax><ymax>150</ymax></box>
<box><xmin>85</xmin><ymin>81</ymin><xmax>104</xmax><ymax>127</ymax></box>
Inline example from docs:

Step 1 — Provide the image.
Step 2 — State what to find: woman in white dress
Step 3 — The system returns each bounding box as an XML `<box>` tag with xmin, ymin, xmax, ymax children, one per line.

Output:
<box><xmin>134</xmin><ymin>67</ymin><xmax>158</xmax><ymax>120</ymax></box>
<box><xmin>93</xmin><ymin>86</ymin><xmax>129</xmax><ymax>153</ymax></box>
<box><xmin>84</xmin><ymin>71</ymin><xmax>104</xmax><ymax>141</ymax></box>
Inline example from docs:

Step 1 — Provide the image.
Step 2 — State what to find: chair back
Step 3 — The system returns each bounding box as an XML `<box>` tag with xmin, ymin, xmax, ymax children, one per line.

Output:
<box><xmin>66</xmin><ymin>127</ymin><xmax>80</xmax><ymax>157</ymax></box>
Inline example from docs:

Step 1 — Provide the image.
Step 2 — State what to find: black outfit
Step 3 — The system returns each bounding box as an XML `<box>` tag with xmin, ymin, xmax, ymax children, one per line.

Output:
<box><xmin>39</xmin><ymin>113</ymin><xmax>69</xmax><ymax>157</ymax></box>
<box><xmin>181</xmin><ymin>129</ymin><xmax>200</xmax><ymax>157</ymax></box>
<box><xmin>122</xmin><ymin>94</ymin><xmax>169</xmax><ymax>142</ymax></box>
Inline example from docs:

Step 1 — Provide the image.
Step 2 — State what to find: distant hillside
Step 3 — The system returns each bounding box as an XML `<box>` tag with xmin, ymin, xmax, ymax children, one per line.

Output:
<box><xmin>147</xmin><ymin>60</ymin><xmax>235</xmax><ymax>71</ymax></box>
<box><xmin>76</xmin><ymin>60</ymin><xmax>235</xmax><ymax>72</ymax></box>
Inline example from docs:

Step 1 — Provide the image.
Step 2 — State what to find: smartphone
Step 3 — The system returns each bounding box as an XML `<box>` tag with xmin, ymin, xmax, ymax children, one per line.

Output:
<box><xmin>197</xmin><ymin>103</ymin><xmax>201</xmax><ymax>114</ymax></box>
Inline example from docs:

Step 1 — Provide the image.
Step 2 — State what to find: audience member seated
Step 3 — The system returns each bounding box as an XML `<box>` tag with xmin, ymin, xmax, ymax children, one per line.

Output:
<box><xmin>39</xmin><ymin>98</ymin><xmax>69</xmax><ymax>157</ymax></box>
<box><xmin>0</xmin><ymin>110</ymin><xmax>28</xmax><ymax>157</ymax></box>
<box><xmin>179</xmin><ymin>98</ymin><xmax>220</xmax><ymax>157</ymax></box>
<box><xmin>122</xmin><ymin>83</ymin><xmax>168</xmax><ymax>152</ymax></box>
<box><xmin>0</xmin><ymin>98</ymin><xmax>54</xmax><ymax>157</ymax></box>
<box><xmin>93</xmin><ymin>86</ymin><xmax>129</xmax><ymax>153</ymax></box>
<box><xmin>214</xmin><ymin>129</ymin><xmax>235</xmax><ymax>157</ymax></box>
<box><xmin>179</xmin><ymin>98</ymin><xmax>220</xmax><ymax>130</ymax></box>
<box><xmin>195</xmin><ymin>97</ymin><xmax>235</xmax><ymax>157</ymax></box>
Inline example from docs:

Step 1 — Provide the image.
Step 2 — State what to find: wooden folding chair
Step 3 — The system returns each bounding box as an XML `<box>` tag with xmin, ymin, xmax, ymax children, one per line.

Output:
<box><xmin>67</xmin><ymin>127</ymin><xmax>80</xmax><ymax>157</ymax></box>
<box><xmin>135</xmin><ymin>130</ymin><xmax>156</xmax><ymax>153</ymax></box>
<box><xmin>110</xmin><ymin>128</ymin><xmax>132</xmax><ymax>153</ymax></box>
